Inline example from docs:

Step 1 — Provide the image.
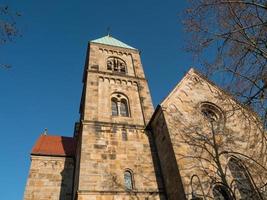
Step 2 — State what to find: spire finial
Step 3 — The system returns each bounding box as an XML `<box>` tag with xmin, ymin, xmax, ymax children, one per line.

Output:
<box><xmin>43</xmin><ymin>128</ymin><xmax>48</xmax><ymax>135</ymax></box>
<box><xmin>107</xmin><ymin>27</ymin><xmax>111</xmax><ymax>37</ymax></box>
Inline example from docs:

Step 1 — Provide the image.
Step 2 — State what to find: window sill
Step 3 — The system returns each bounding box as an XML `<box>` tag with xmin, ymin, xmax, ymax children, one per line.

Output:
<box><xmin>111</xmin><ymin>115</ymin><xmax>131</xmax><ymax>118</ymax></box>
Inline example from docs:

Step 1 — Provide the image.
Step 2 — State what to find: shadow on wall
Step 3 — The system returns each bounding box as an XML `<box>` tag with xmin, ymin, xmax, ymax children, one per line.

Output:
<box><xmin>59</xmin><ymin>136</ymin><xmax>76</xmax><ymax>200</ymax></box>
<box><xmin>146</xmin><ymin>130</ymin><xmax>168</xmax><ymax>200</ymax></box>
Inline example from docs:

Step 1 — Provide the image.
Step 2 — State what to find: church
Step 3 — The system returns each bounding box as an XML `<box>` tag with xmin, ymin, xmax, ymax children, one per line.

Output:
<box><xmin>24</xmin><ymin>36</ymin><xmax>267</xmax><ymax>200</ymax></box>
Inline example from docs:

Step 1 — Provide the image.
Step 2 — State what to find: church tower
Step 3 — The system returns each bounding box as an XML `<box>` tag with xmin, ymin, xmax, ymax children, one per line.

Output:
<box><xmin>24</xmin><ymin>35</ymin><xmax>267</xmax><ymax>200</ymax></box>
<box><xmin>73</xmin><ymin>35</ymin><xmax>164</xmax><ymax>200</ymax></box>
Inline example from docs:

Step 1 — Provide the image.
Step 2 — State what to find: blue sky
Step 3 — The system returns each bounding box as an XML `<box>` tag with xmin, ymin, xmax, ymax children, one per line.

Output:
<box><xmin>0</xmin><ymin>1</ymin><xmax>195</xmax><ymax>199</ymax></box>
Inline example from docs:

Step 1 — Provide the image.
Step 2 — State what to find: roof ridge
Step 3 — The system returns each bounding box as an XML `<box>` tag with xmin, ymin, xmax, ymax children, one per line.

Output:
<box><xmin>161</xmin><ymin>67</ymin><xmax>262</xmax><ymax>123</ymax></box>
<box><xmin>91</xmin><ymin>35</ymin><xmax>137</xmax><ymax>50</ymax></box>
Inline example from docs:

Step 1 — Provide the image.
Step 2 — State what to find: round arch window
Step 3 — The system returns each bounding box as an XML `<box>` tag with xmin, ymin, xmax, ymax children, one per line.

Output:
<box><xmin>200</xmin><ymin>102</ymin><xmax>224</xmax><ymax>123</ymax></box>
<box><xmin>107</xmin><ymin>57</ymin><xmax>127</xmax><ymax>74</ymax></box>
<box><xmin>111</xmin><ymin>93</ymin><xmax>130</xmax><ymax>117</ymax></box>
<box><xmin>124</xmin><ymin>170</ymin><xmax>134</xmax><ymax>190</ymax></box>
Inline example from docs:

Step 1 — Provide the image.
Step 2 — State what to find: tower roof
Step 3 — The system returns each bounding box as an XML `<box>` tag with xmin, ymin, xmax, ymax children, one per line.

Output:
<box><xmin>91</xmin><ymin>35</ymin><xmax>137</xmax><ymax>50</ymax></box>
<box><xmin>31</xmin><ymin>135</ymin><xmax>76</xmax><ymax>157</ymax></box>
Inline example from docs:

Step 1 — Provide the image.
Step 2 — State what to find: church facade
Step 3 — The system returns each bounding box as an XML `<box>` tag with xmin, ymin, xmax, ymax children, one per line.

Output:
<box><xmin>24</xmin><ymin>36</ymin><xmax>267</xmax><ymax>200</ymax></box>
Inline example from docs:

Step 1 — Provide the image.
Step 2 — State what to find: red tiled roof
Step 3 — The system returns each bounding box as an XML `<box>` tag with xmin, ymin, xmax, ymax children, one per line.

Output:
<box><xmin>31</xmin><ymin>135</ymin><xmax>76</xmax><ymax>157</ymax></box>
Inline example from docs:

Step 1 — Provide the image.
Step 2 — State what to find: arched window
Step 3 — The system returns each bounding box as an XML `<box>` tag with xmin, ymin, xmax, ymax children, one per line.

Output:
<box><xmin>124</xmin><ymin>170</ymin><xmax>133</xmax><ymax>190</ymax></box>
<box><xmin>111</xmin><ymin>93</ymin><xmax>130</xmax><ymax>117</ymax></box>
<box><xmin>107</xmin><ymin>57</ymin><xmax>127</xmax><ymax>74</ymax></box>
<box><xmin>107</xmin><ymin>60</ymin><xmax>113</xmax><ymax>70</ymax></box>
<box><xmin>200</xmin><ymin>102</ymin><xmax>223</xmax><ymax>122</ymax></box>
<box><xmin>212</xmin><ymin>184</ymin><xmax>232</xmax><ymax>200</ymax></box>
<box><xmin>111</xmin><ymin>98</ymin><xmax>118</xmax><ymax>116</ymax></box>
<box><xmin>228</xmin><ymin>157</ymin><xmax>256</xmax><ymax>199</ymax></box>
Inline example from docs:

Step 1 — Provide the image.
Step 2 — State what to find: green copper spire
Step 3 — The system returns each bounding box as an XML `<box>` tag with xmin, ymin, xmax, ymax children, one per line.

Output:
<box><xmin>91</xmin><ymin>35</ymin><xmax>136</xmax><ymax>50</ymax></box>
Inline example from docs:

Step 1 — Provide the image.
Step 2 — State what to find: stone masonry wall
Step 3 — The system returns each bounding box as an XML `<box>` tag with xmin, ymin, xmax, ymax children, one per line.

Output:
<box><xmin>74</xmin><ymin>41</ymin><xmax>163</xmax><ymax>199</ymax></box>
<box><xmin>76</xmin><ymin>122</ymin><xmax>164</xmax><ymax>200</ymax></box>
<box><xmin>24</xmin><ymin>155</ymin><xmax>74</xmax><ymax>200</ymax></box>
<box><xmin>150</xmin><ymin>111</ymin><xmax>187</xmax><ymax>200</ymax></box>
<box><xmin>152</xmin><ymin>69</ymin><xmax>267</xmax><ymax>199</ymax></box>
<box><xmin>83</xmin><ymin>43</ymin><xmax>154</xmax><ymax>125</ymax></box>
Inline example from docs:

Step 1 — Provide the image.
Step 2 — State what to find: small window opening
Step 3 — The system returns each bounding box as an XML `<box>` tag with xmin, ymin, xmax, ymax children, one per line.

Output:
<box><xmin>120</xmin><ymin>99</ymin><xmax>129</xmax><ymax>117</ymax></box>
<box><xmin>111</xmin><ymin>93</ymin><xmax>130</xmax><ymax>117</ymax></box>
<box><xmin>202</xmin><ymin>109</ymin><xmax>218</xmax><ymax>122</ymax></box>
<box><xmin>114</xmin><ymin>65</ymin><xmax>118</xmax><ymax>71</ymax></box>
<box><xmin>107</xmin><ymin>57</ymin><xmax>127</xmax><ymax>74</ymax></box>
<box><xmin>111</xmin><ymin>98</ymin><xmax>118</xmax><ymax>116</ymax></box>
<box><xmin>107</xmin><ymin>60</ymin><xmax>112</xmax><ymax>70</ymax></box>
<box><xmin>120</xmin><ymin>66</ymin><xmax>126</xmax><ymax>73</ymax></box>
<box><xmin>200</xmin><ymin>102</ymin><xmax>223</xmax><ymax>123</ymax></box>
<box><xmin>124</xmin><ymin>170</ymin><xmax>133</xmax><ymax>190</ymax></box>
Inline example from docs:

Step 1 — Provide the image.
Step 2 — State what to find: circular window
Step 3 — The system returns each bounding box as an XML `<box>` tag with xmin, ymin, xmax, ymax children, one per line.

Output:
<box><xmin>200</xmin><ymin>102</ymin><xmax>223</xmax><ymax>123</ymax></box>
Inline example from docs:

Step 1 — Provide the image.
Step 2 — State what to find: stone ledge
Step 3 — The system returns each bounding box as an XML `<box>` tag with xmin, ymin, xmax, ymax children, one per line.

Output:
<box><xmin>81</xmin><ymin>120</ymin><xmax>146</xmax><ymax>129</ymax></box>
<box><xmin>77</xmin><ymin>190</ymin><xmax>164</xmax><ymax>195</ymax></box>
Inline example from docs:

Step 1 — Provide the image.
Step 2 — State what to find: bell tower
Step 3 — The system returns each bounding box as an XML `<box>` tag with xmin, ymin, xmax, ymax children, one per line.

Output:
<box><xmin>73</xmin><ymin>35</ymin><xmax>164</xmax><ymax>200</ymax></box>
<box><xmin>80</xmin><ymin>35</ymin><xmax>153</xmax><ymax>126</ymax></box>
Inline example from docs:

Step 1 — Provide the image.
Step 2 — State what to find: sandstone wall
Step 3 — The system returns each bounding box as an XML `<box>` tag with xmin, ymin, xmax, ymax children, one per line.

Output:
<box><xmin>150</xmin><ymin>69</ymin><xmax>267</xmax><ymax>199</ymax></box>
<box><xmin>150</xmin><ymin>110</ymin><xmax>187</xmax><ymax>200</ymax></box>
<box><xmin>74</xmin><ymin>41</ymin><xmax>163</xmax><ymax>199</ymax></box>
<box><xmin>75</xmin><ymin>122</ymin><xmax>164</xmax><ymax>200</ymax></box>
<box><xmin>76</xmin><ymin>193</ymin><xmax>166</xmax><ymax>200</ymax></box>
<box><xmin>24</xmin><ymin>155</ymin><xmax>74</xmax><ymax>200</ymax></box>
<box><xmin>82</xmin><ymin>43</ymin><xmax>154</xmax><ymax>125</ymax></box>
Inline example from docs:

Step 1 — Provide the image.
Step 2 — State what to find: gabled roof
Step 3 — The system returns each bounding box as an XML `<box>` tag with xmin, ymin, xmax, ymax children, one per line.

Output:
<box><xmin>31</xmin><ymin>135</ymin><xmax>76</xmax><ymax>157</ymax></box>
<box><xmin>91</xmin><ymin>35</ymin><xmax>136</xmax><ymax>50</ymax></box>
<box><xmin>160</xmin><ymin>68</ymin><xmax>196</xmax><ymax>106</ymax></box>
<box><xmin>159</xmin><ymin>68</ymin><xmax>260</xmax><ymax>120</ymax></box>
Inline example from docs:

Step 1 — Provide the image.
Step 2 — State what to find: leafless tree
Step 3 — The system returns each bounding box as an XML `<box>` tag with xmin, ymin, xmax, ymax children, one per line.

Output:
<box><xmin>172</xmin><ymin>108</ymin><xmax>267</xmax><ymax>199</ymax></box>
<box><xmin>183</xmin><ymin>0</ymin><xmax>267</xmax><ymax>128</ymax></box>
<box><xmin>0</xmin><ymin>5</ymin><xmax>21</xmax><ymax>68</ymax></box>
